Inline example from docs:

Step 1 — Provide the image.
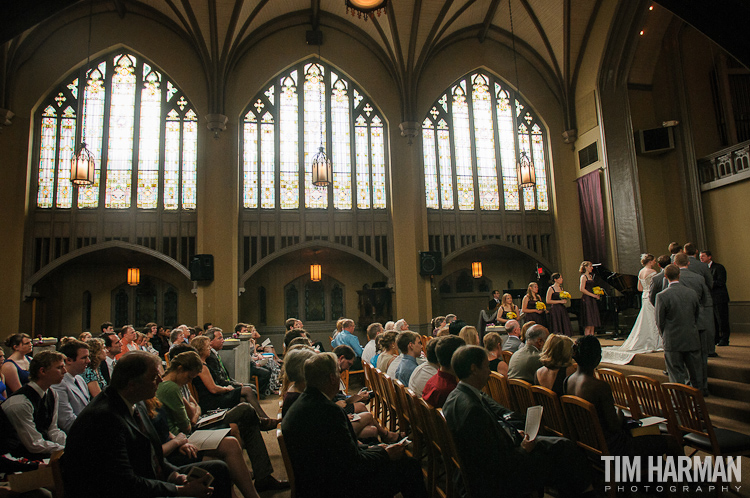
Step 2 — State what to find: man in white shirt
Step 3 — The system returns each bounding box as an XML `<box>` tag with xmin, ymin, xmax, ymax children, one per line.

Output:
<box><xmin>1</xmin><ymin>351</ymin><xmax>67</xmax><ymax>458</ymax></box>
<box><xmin>408</xmin><ymin>336</ymin><xmax>438</xmax><ymax>395</ymax></box>
<box><xmin>361</xmin><ymin>322</ymin><xmax>382</xmax><ymax>365</ymax></box>
<box><xmin>52</xmin><ymin>339</ymin><xmax>92</xmax><ymax>432</ymax></box>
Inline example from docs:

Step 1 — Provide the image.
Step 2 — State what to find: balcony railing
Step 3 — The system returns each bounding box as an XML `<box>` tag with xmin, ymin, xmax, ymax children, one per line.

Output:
<box><xmin>698</xmin><ymin>140</ymin><xmax>750</xmax><ymax>191</ymax></box>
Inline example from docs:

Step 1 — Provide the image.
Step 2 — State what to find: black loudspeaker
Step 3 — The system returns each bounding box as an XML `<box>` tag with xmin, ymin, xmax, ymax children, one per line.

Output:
<box><xmin>419</xmin><ymin>251</ymin><xmax>442</xmax><ymax>276</ymax></box>
<box><xmin>190</xmin><ymin>254</ymin><xmax>214</xmax><ymax>281</ymax></box>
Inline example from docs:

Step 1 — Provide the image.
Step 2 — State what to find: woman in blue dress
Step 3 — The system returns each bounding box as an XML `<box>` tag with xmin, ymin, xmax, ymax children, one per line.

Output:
<box><xmin>2</xmin><ymin>333</ymin><xmax>33</xmax><ymax>394</ymax></box>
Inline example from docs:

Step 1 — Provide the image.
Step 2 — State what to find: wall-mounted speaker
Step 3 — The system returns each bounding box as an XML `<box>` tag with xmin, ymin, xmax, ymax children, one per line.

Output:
<box><xmin>419</xmin><ymin>251</ymin><xmax>442</xmax><ymax>276</ymax></box>
<box><xmin>634</xmin><ymin>127</ymin><xmax>674</xmax><ymax>155</ymax></box>
<box><xmin>190</xmin><ymin>254</ymin><xmax>214</xmax><ymax>281</ymax></box>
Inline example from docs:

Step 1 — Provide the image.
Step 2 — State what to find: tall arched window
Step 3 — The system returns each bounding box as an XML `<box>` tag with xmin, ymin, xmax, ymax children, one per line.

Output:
<box><xmin>35</xmin><ymin>51</ymin><xmax>197</xmax><ymax>211</ymax></box>
<box><xmin>422</xmin><ymin>71</ymin><xmax>549</xmax><ymax>212</ymax></box>
<box><xmin>242</xmin><ymin>59</ymin><xmax>387</xmax><ymax>210</ymax></box>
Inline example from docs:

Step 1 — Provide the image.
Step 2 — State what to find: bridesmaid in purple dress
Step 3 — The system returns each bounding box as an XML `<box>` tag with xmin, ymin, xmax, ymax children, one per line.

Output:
<box><xmin>521</xmin><ymin>282</ymin><xmax>547</xmax><ymax>327</ymax></box>
<box><xmin>579</xmin><ymin>261</ymin><xmax>601</xmax><ymax>336</ymax></box>
<box><xmin>546</xmin><ymin>273</ymin><xmax>572</xmax><ymax>336</ymax></box>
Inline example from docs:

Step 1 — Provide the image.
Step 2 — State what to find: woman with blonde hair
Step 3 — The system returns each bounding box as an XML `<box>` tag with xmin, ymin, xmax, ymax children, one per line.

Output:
<box><xmin>579</xmin><ymin>261</ymin><xmax>601</xmax><ymax>336</ymax></box>
<box><xmin>375</xmin><ymin>331</ymin><xmax>400</xmax><ymax>372</ymax></box>
<box><xmin>497</xmin><ymin>293</ymin><xmax>519</xmax><ymax>325</ymax></box>
<box><xmin>83</xmin><ymin>337</ymin><xmax>108</xmax><ymax>396</ymax></box>
<box><xmin>483</xmin><ymin>332</ymin><xmax>509</xmax><ymax>376</ymax></box>
<box><xmin>458</xmin><ymin>326</ymin><xmax>480</xmax><ymax>346</ymax></box>
<box><xmin>521</xmin><ymin>282</ymin><xmax>546</xmax><ymax>327</ymax></box>
<box><xmin>534</xmin><ymin>334</ymin><xmax>576</xmax><ymax>396</ymax></box>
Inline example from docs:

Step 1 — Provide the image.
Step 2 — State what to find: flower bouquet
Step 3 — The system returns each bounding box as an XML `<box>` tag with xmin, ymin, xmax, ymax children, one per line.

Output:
<box><xmin>593</xmin><ymin>286</ymin><xmax>604</xmax><ymax>295</ymax></box>
<box><xmin>536</xmin><ymin>301</ymin><xmax>547</xmax><ymax>311</ymax></box>
<box><xmin>559</xmin><ymin>291</ymin><xmax>571</xmax><ymax>299</ymax></box>
<box><xmin>506</xmin><ymin>312</ymin><xmax>517</xmax><ymax>319</ymax></box>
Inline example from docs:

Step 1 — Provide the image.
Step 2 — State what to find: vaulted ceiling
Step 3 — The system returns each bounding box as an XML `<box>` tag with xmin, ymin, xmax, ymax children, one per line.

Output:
<box><xmin>3</xmin><ymin>0</ymin><xmax>607</xmax><ymax>129</ymax></box>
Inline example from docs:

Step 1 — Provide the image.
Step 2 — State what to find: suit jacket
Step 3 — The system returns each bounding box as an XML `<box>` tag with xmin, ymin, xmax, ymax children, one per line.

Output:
<box><xmin>51</xmin><ymin>373</ymin><xmax>90</xmax><ymax>433</ymax></box>
<box><xmin>443</xmin><ymin>383</ymin><xmax>527</xmax><ymax>498</ymax></box>
<box><xmin>678</xmin><ymin>268</ymin><xmax>712</xmax><ymax>331</ymax></box>
<box><xmin>648</xmin><ymin>269</ymin><xmax>667</xmax><ymax>308</ymax></box>
<box><xmin>206</xmin><ymin>350</ymin><xmax>234</xmax><ymax>386</ymax></box>
<box><xmin>655</xmin><ymin>282</ymin><xmax>701</xmax><ymax>352</ymax></box>
<box><xmin>709</xmin><ymin>261</ymin><xmax>730</xmax><ymax>304</ymax></box>
<box><xmin>488</xmin><ymin>298</ymin><xmax>501</xmax><ymax>311</ymax></box>
<box><xmin>280</xmin><ymin>387</ymin><xmax>389</xmax><ymax>497</ymax></box>
<box><xmin>507</xmin><ymin>343</ymin><xmax>541</xmax><ymax>383</ymax></box>
<box><xmin>502</xmin><ymin>335</ymin><xmax>523</xmax><ymax>353</ymax></box>
<box><xmin>62</xmin><ymin>386</ymin><xmax>179</xmax><ymax>498</ymax></box>
<box><xmin>688</xmin><ymin>256</ymin><xmax>713</xmax><ymax>306</ymax></box>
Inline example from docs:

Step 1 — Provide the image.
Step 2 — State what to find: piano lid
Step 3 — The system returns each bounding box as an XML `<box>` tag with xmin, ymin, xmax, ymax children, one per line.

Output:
<box><xmin>592</xmin><ymin>264</ymin><xmax>638</xmax><ymax>294</ymax></box>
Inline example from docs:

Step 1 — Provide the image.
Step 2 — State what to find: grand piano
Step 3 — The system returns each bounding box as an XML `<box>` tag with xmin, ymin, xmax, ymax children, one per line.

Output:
<box><xmin>569</xmin><ymin>264</ymin><xmax>639</xmax><ymax>338</ymax></box>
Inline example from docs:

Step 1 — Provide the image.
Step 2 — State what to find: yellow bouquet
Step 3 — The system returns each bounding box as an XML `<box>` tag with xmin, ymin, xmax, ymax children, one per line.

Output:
<box><xmin>506</xmin><ymin>312</ymin><xmax>517</xmax><ymax>319</ymax></box>
<box><xmin>559</xmin><ymin>291</ymin><xmax>571</xmax><ymax>299</ymax></box>
<box><xmin>593</xmin><ymin>286</ymin><xmax>604</xmax><ymax>295</ymax></box>
<box><xmin>536</xmin><ymin>301</ymin><xmax>546</xmax><ymax>311</ymax></box>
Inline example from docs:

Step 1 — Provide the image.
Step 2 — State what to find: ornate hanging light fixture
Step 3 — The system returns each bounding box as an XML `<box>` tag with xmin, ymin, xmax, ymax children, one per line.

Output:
<box><xmin>509</xmin><ymin>0</ymin><xmax>535</xmax><ymax>189</ymax></box>
<box><xmin>310</xmin><ymin>38</ymin><xmax>332</xmax><ymax>187</ymax></box>
<box><xmin>345</xmin><ymin>0</ymin><xmax>387</xmax><ymax>21</ymax></box>
<box><xmin>471</xmin><ymin>261</ymin><xmax>483</xmax><ymax>279</ymax></box>
<box><xmin>72</xmin><ymin>0</ymin><xmax>97</xmax><ymax>186</ymax></box>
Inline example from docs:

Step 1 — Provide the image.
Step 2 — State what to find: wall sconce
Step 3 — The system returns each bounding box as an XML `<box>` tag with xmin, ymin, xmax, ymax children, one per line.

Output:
<box><xmin>127</xmin><ymin>268</ymin><xmax>140</xmax><ymax>286</ymax></box>
<box><xmin>310</xmin><ymin>264</ymin><xmax>322</xmax><ymax>282</ymax></box>
<box><xmin>471</xmin><ymin>261</ymin><xmax>483</xmax><ymax>279</ymax></box>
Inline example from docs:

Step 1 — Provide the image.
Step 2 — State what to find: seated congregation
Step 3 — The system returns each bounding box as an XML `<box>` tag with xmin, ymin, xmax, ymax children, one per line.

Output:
<box><xmin>1</xmin><ymin>312</ymin><xmax>741</xmax><ymax>498</ymax></box>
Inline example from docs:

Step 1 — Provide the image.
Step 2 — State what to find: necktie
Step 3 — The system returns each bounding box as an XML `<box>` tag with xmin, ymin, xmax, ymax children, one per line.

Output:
<box><xmin>216</xmin><ymin>352</ymin><xmax>230</xmax><ymax>378</ymax></box>
<box><xmin>134</xmin><ymin>407</ymin><xmax>163</xmax><ymax>477</ymax></box>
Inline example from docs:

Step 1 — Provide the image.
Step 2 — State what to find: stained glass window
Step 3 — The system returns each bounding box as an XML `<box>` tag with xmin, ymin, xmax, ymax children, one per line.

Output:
<box><xmin>34</xmin><ymin>52</ymin><xmax>197</xmax><ymax>211</ymax></box>
<box><xmin>242</xmin><ymin>59</ymin><xmax>388</xmax><ymax>210</ymax></box>
<box><xmin>421</xmin><ymin>71</ymin><xmax>550</xmax><ymax>212</ymax></box>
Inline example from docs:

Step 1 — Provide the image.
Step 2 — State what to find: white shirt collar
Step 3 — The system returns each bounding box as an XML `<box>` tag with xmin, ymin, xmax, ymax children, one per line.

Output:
<box><xmin>119</xmin><ymin>392</ymin><xmax>137</xmax><ymax>416</ymax></box>
<box><xmin>28</xmin><ymin>381</ymin><xmax>45</xmax><ymax>397</ymax></box>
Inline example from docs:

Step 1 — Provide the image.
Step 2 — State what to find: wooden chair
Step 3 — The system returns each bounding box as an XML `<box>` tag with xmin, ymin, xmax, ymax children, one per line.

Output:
<box><xmin>276</xmin><ymin>429</ymin><xmax>296</xmax><ymax>498</ymax></box>
<box><xmin>361</xmin><ymin>360</ymin><xmax>377</xmax><ymax>414</ymax></box>
<box><xmin>625</xmin><ymin>374</ymin><xmax>677</xmax><ymax>437</ymax></box>
<box><xmin>393</xmin><ymin>380</ymin><xmax>418</xmax><ymax>453</ymax></box>
<box><xmin>412</xmin><ymin>396</ymin><xmax>438</xmax><ymax>494</ymax></box>
<box><xmin>382</xmin><ymin>374</ymin><xmax>404</xmax><ymax>432</ymax></box>
<box><xmin>487</xmin><ymin>371</ymin><xmax>513</xmax><ymax>410</ymax></box>
<box><xmin>419</xmin><ymin>397</ymin><xmax>461</xmax><ymax>498</ymax></box>
<box><xmin>371</xmin><ymin>368</ymin><xmax>391</xmax><ymax>428</ymax></box>
<box><xmin>530</xmin><ymin>385</ymin><xmax>568</xmax><ymax>437</ymax></box>
<box><xmin>560</xmin><ymin>395</ymin><xmax>615</xmax><ymax>498</ymax></box>
<box><xmin>662</xmin><ymin>382</ymin><xmax>750</xmax><ymax>457</ymax></box>
<box><xmin>507</xmin><ymin>378</ymin><xmax>535</xmax><ymax>415</ymax></box>
<box><xmin>596</xmin><ymin>367</ymin><xmax>638</xmax><ymax>419</ymax></box>
<box><xmin>501</xmin><ymin>350</ymin><xmax>513</xmax><ymax>365</ymax></box>
<box><xmin>187</xmin><ymin>381</ymin><xmax>200</xmax><ymax>403</ymax></box>
<box><xmin>402</xmin><ymin>386</ymin><xmax>428</xmax><ymax>472</ymax></box>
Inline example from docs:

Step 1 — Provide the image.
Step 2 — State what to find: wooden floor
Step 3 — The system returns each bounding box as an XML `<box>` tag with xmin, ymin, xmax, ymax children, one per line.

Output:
<box><xmin>253</xmin><ymin>333</ymin><xmax>750</xmax><ymax>498</ymax></box>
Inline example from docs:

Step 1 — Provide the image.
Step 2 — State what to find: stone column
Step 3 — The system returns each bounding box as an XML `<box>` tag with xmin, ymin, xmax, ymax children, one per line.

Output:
<box><xmin>195</xmin><ymin>115</ymin><xmax>239</xmax><ymax>328</ymax></box>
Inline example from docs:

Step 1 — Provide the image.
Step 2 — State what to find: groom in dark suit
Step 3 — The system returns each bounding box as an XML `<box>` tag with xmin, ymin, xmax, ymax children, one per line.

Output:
<box><xmin>701</xmin><ymin>250</ymin><xmax>731</xmax><ymax>346</ymax></box>
<box><xmin>648</xmin><ymin>254</ymin><xmax>671</xmax><ymax>308</ymax></box>
<box><xmin>443</xmin><ymin>345</ymin><xmax>593</xmax><ymax>498</ymax></box>
<box><xmin>655</xmin><ymin>264</ymin><xmax>702</xmax><ymax>389</ymax></box>
<box><xmin>62</xmin><ymin>351</ymin><xmax>231</xmax><ymax>498</ymax></box>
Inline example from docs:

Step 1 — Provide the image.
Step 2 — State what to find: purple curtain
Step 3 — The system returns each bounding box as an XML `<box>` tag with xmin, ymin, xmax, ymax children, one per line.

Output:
<box><xmin>576</xmin><ymin>171</ymin><xmax>606</xmax><ymax>264</ymax></box>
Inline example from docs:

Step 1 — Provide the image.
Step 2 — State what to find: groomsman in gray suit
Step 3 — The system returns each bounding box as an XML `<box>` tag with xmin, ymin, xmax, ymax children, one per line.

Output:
<box><xmin>648</xmin><ymin>255</ymin><xmax>671</xmax><ymax>308</ymax></box>
<box><xmin>674</xmin><ymin>253</ymin><xmax>712</xmax><ymax>395</ymax></box>
<box><xmin>656</xmin><ymin>264</ymin><xmax>702</xmax><ymax>390</ymax></box>
<box><xmin>684</xmin><ymin>243</ymin><xmax>716</xmax><ymax>356</ymax></box>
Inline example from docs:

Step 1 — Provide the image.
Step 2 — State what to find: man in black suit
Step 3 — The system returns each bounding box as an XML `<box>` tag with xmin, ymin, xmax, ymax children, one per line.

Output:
<box><xmin>701</xmin><ymin>250</ymin><xmax>731</xmax><ymax>346</ymax></box>
<box><xmin>62</xmin><ymin>351</ymin><xmax>231</xmax><ymax>498</ymax></box>
<box><xmin>99</xmin><ymin>331</ymin><xmax>121</xmax><ymax>384</ymax></box>
<box><xmin>281</xmin><ymin>352</ymin><xmax>427</xmax><ymax>498</ymax></box>
<box><xmin>443</xmin><ymin>345</ymin><xmax>593</xmax><ymax>498</ymax></box>
<box><xmin>488</xmin><ymin>289</ymin><xmax>501</xmax><ymax>311</ymax></box>
<box><xmin>655</xmin><ymin>264</ymin><xmax>702</xmax><ymax>390</ymax></box>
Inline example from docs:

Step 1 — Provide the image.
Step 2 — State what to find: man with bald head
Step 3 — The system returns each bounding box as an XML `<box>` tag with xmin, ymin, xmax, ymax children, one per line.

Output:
<box><xmin>507</xmin><ymin>324</ymin><xmax>549</xmax><ymax>383</ymax></box>
<box><xmin>501</xmin><ymin>319</ymin><xmax>522</xmax><ymax>353</ymax></box>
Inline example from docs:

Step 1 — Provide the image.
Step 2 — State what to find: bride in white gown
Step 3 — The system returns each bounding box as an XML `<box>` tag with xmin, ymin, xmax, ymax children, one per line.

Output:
<box><xmin>601</xmin><ymin>254</ymin><xmax>662</xmax><ymax>364</ymax></box>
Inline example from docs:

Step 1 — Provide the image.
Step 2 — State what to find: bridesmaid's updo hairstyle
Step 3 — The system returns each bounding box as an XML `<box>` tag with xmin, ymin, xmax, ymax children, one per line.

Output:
<box><xmin>550</xmin><ymin>272</ymin><xmax>562</xmax><ymax>284</ymax></box>
<box><xmin>5</xmin><ymin>332</ymin><xmax>30</xmax><ymax>350</ymax></box>
<box><xmin>579</xmin><ymin>261</ymin><xmax>592</xmax><ymax>274</ymax></box>
<box><xmin>640</xmin><ymin>253</ymin><xmax>655</xmax><ymax>267</ymax></box>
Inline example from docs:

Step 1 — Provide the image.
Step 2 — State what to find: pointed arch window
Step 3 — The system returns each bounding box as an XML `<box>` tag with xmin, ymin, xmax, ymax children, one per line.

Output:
<box><xmin>35</xmin><ymin>52</ymin><xmax>197</xmax><ymax>210</ymax></box>
<box><xmin>422</xmin><ymin>71</ymin><xmax>549</xmax><ymax>212</ymax></box>
<box><xmin>242</xmin><ymin>59</ymin><xmax>388</xmax><ymax>210</ymax></box>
